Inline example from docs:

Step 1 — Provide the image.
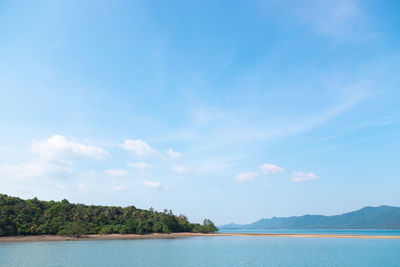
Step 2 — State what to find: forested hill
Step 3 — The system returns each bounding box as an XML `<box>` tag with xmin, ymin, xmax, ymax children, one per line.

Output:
<box><xmin>0</xmin><ymin>194</ymin><xmax>218</xmax><ymax>236</ymax></box>
<box><xmin>220</xmin><ymin>206</ymin><xmax>400</xmax><ymax>229</ymax></box>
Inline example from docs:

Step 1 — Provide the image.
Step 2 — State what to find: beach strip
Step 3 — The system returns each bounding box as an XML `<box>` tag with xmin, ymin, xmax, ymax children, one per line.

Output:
<box><xmin>1</xmin><ymin>232</ymin><xmax>400</xmax><ymax>243</ymax></box>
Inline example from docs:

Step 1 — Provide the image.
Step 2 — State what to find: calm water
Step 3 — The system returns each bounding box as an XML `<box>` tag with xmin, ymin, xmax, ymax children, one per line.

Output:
<box><xmin>1</xmin><ymin>236</ymin><xmax>400</xmax><ymax>267</ymax></box>
<box><xmin>218</xmin><ymin>228</ymin><xmax>400</xmax><ymax>236</ymax></box>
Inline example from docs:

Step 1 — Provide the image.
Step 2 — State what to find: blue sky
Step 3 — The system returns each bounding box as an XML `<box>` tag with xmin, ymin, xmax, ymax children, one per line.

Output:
<box><xmin>1</xmin><ymin>0</ymin><xmax>400</xmax><ymax>224</ymax></box>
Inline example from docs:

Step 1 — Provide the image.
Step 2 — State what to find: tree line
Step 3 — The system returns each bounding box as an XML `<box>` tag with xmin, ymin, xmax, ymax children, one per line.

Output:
<box><xmin>0</xmin><ymin>194</ymin><xmax>218</xmax><ymax>237</ymax></box>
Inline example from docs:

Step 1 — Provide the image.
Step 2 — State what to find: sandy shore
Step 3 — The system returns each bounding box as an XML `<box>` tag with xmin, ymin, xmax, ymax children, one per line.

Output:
<box><xmin>1</xmin><ymin>232</ymin><xmax>400</xmax><ymax>243</ymax></box>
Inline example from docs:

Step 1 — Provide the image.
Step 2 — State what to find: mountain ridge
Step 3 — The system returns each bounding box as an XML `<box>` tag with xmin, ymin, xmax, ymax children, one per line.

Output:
<box><xmin>220</xmin><ymin>206</ymin><xmax>400</xmax><ymax>229</ymax></box>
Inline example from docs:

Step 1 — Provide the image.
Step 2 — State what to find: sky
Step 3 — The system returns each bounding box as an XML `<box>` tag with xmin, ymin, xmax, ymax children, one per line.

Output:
<box><xmin>0</xmin><ymin>0</ymin><xmax>400</xmax><ymax>225</ymax></box>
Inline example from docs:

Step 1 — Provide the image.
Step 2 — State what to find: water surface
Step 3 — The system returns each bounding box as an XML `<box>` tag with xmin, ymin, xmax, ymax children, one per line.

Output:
<box><xmin>218</xmin><ymin>228</ymin><xmax>400</xmax><ymax>236</ymax></box>
<box><xmin>1</xmin><ymin>236</ymin><xmax>400</xmax><ymax>266</ymax></box>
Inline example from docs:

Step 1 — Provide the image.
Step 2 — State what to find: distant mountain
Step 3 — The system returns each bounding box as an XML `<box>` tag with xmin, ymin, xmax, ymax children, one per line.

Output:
<box><xmin>220</xmin><ymin>206</ymin><xmax>400</xmax><ymax>229</ymax></box>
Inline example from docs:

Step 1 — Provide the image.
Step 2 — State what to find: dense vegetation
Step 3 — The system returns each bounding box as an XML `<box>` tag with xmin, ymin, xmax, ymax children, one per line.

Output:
<box><xmin>220</xmin><ymin>206</ymin><xmax>400</xmax><ymax>229</ymax></box>
<box><xmin>0</xmin><ymin>194</ymin><xmax>218</xmax><ymax>237</ymax></box>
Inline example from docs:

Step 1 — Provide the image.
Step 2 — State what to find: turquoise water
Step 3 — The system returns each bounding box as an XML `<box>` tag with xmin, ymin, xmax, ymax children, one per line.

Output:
<box><xmin>1</xmin><ymin>236</ymin><xmax>400</xmax><ymax>266</ymax></box>
<box><xmin>218</xmin><ymin>228</ymin><xmax>400</xmax><ymax>236</ymax></box>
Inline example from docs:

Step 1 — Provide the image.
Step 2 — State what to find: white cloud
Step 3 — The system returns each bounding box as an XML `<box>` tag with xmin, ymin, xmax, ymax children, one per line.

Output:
<box><xmin>0</xmin><ymin>135</ymin><xmax>107</xmax><ymax>180</ymax></box>
<box><xmin>32</xmin><ymin>134</ymin><xmax>109</xmax><ymax>162</ymax></box>
<box><xmin>120</xmin><ymin>139</ymin><xmax>157</xmax><ymax>157</ymax></box>
<box><xmin>0</xmin><ymin>160</ymin><xmax>73</xmax><ymax>180</ymax></box>
<box><xmin>236</xmin><ymin>172</ymin><xmax>259</xmax><ymax>183</ymax></box>
<box><xmin>127</xmin><ymin>162</ymin><xmax>152</xmax><ymax>169</ymax></box>
<box><xmin>292</xmin><ymin>172</ymin><xmax>319</xmax><ymax>182</ymax></box>
<box><xmin>171</xmin><ymin>165</ymin><xmax>192</xmax><ymax>174</ymax></box>
<box><xmin>143</xmin><ymin>180</ymin><xmax>162</xmax><ymax>189</ymax></box>
<box><xmin>259</xmin><ymin>163</ymin><xmax>285</xmax><ymax>175</ymax></box>
<box><xmin>166</xmin><ymin>148</ymin><xmax>182</xmax><ymax>159</ymax></box>
<box><xmin>105</xmin><ymin>169</ymin><xmax>129</xmax><ymax>177</ymax></box>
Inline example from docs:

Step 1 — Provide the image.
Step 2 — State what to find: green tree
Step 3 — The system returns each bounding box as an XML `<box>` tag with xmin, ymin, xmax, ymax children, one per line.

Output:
<box><xmin>58</xmin><ymin>221</ymin><xmax>90</xmax><ymax>237</ymax></box>
<box><xmin>0</xmin><ymin>194</ymin><xmax>218</xmax><ymax>236</ymax></box>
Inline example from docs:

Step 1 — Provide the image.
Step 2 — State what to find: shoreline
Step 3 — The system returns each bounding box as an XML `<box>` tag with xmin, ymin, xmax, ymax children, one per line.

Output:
<box><xmin>1</xmin><ymin>232</ymin><xmax>400</xmax><ymax>243</ymax></box>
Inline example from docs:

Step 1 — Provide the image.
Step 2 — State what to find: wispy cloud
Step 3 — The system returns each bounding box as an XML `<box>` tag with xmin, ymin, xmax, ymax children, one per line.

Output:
<box><xmin>171</xmin><ymin>165</ymin><xmax>192</xmax><ymax>174</ymax></box>
<box><xmin>127</xmin><ymin>162</ymin><xmax>152</xmax><ymax>169</ymax></box>
<box><xmin>280</xmin><ymin>81</ymin><xmax>373</xmax><ymax>138</ymax></box>
<box><xmin>120</xmin><ymin>139</ymin><xmax>158</xmax><ymax>157</ymax></box>
<box><xmin>262</xmin><ymin>0</ymin><xmax>369</xmax><ymax>40</ymax></box>
<box><xmin>112</xmin><ymin>185</ymin><xmax>125</xmax><ymax>191</ymax></box>
<box><xmin>166</xmin><ymin>148</ymin><xmax>182</xmax><ymax>159</ymax></box>
<box><xmin>143</xmin><ymin>179</ymin><xmax>162</xmax><ymax>189</ymax></box>
<box><xmin>259</xmin><ymin>163</ymin><xmax>285</xmax><ymax>175</ymax></box>
<box><xmin>105</xmin><ymin>169</ymin><xmax>129</xmax><ymax>177</ymax></box>
<box><xmin>0</xmin><ymin>159</ymin><xmax>73</xmax><ymax>180</ymax></box>
<box><xmin>292</xmin><ymin>172</ymin><xmax>319</xmax><ymax>182</ymax></box>
<box><xmin>164</xmin><ymin>80</ymin><xmax>373</xmax><ymax>170</ymax></box>
<box><xmin>310</xmin><ymin>112</ymin><xmax>400</xmax><ymax>144</ymax></box>
<box><xmin>236</xmin><ymin>172</ymin><xmax>259</xmax><ymax>183</ymax></box>
<box><xmin>193</xmin><ymin>108</ymin><xmax>224</xmax><ymax>124</ymax></box>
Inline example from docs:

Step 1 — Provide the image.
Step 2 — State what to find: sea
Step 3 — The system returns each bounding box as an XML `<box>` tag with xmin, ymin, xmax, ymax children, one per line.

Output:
<box><xmin>1</xmin><ymin>229</ymin><xmax>400</xmax><ymax>267</ymax></box>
